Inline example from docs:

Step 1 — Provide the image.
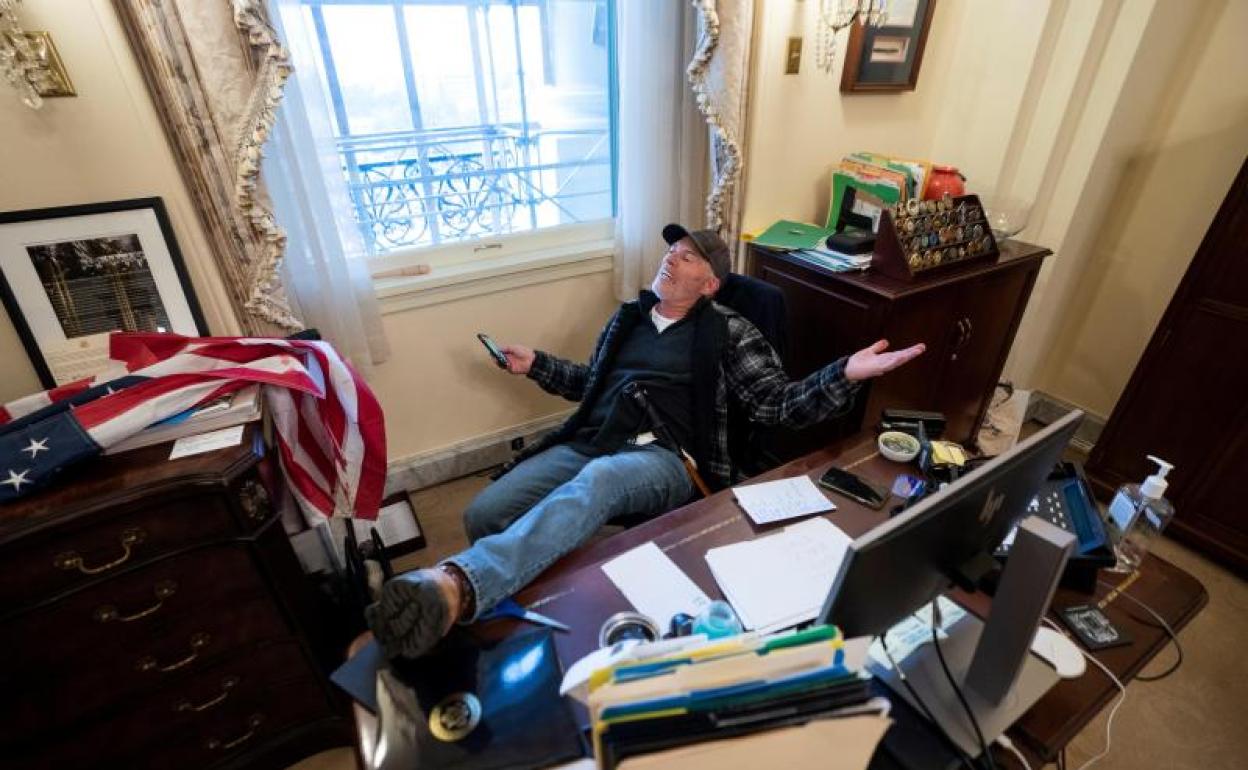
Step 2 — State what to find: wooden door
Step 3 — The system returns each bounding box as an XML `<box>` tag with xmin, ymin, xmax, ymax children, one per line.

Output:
<box><xmin>1087</xmin><ymin>159</ymin><xmax>1248</xmax><ymax>575</ymax></box>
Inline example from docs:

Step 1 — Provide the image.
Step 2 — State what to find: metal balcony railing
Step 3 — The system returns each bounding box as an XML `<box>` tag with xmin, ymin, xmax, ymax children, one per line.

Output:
<box><xmin>336</xmin><ymin>122</ymin><xmax>611</xmax><ymax>253</ymax></box>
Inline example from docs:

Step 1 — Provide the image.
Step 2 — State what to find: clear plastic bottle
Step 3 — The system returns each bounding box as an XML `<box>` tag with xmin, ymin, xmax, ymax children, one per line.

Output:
<box><xmin>692</xmin><ymin>600</ymin><xmax>743</xmax><ymax>639</ymax></box>
<box><xmin>1105</xmin><ymin>456</ymin><xmax>1176</xmax><ymax>572</ymax></box>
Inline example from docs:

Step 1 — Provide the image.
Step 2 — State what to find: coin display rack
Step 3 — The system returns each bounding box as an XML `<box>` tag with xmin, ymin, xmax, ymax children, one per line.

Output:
<box><xmin>870</xmin><ymin>193</ymin><xmax>1000</xmax><ymax>280</ymax></box>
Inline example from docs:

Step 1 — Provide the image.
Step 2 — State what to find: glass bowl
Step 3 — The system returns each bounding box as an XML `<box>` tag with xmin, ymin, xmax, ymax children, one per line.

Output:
<box><xmin>981</xmin><ymin>194</ymin><xmax>1033</xmax><ymax>242</ymax></box>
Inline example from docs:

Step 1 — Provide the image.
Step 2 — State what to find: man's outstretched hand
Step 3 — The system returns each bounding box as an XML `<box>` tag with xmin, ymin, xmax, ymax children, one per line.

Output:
<box><xmin>845</xmin><ymin>339</ymin><xmax>926</xmax><ymax>382</ymax></box>
<box><xmin>499</xmin><ymin>344</ymin><xmax>535</xmax><ymax>375</ymax></box>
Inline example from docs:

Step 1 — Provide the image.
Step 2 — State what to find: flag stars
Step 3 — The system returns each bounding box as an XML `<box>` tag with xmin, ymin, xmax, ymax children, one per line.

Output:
<box><xmin>2</xmin><ymin>469</ymin><xmax>31</xmax><ymax>491</ymax></box>
<box><xmin>21</xmin><ymin>437</ymin><xmax>49</xmax><ymax>459</ymax></box>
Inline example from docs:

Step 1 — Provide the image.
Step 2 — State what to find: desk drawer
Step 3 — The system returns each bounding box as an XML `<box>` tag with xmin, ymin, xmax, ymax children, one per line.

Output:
<box><xmin>0</xmin><ymin>494</ymin><xmax>240</xmax><ymax>613</ymax></box>
<box><xmin>0</xmin><ymin>545</ymin><xmax>268</xmax><ymax>669</ymax></box>
<box><xmin>1</xmin><ymin>593</ymin><xmax>291</xmax><ymax>740</ymax></box>
<box><xmin>8</xmin><ymin>640</ymin><xmax>328</xmax><ymax>769</ymax></box>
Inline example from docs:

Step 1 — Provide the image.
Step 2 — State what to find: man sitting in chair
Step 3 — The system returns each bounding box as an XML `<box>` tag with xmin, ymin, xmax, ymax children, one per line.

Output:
<box><xmin>368</xmin><ymin>224</ymin><xmax>925</xmax><ymax>659</ymax></box>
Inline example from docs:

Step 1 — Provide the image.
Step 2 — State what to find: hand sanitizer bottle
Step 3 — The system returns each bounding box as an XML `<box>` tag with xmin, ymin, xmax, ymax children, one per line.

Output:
<box><xmin>1105</xmin><ymin>456</ymin><xmax>1175</xmax><ymax>572</ymax></box>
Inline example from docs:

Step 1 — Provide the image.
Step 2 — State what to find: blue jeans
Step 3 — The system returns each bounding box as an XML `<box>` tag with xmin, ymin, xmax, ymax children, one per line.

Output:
<box><xmin>445</xmin><ymin>443</ymin><xmax>694</xmax><ymax>620</ymax></box>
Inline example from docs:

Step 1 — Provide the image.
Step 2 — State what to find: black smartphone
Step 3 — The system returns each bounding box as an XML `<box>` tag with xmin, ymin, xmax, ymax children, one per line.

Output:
<box><xmin>477</xmin><ymin>333</ymin><xmax>509</xmax><ymax>369</ymax></box>
<box><xmin>818</xmin><ymin>466</ymin><xmax>889</xmax><ymax>510</ymax></box>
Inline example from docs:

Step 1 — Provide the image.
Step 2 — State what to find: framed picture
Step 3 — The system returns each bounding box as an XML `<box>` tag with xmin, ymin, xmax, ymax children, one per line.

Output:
<box><xmin>840</xmin><ymin>0</ymin><xmax>938</xmax><ymax>93</ymax></box>
<box><xmin>0</xmin><ymin>197</ymin><xmax>207</xmax><ymax>388</ymax></box>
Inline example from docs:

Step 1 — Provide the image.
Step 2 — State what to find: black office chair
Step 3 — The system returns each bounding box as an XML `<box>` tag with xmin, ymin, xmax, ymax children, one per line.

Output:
<box><xmin>715</xmin><ymin>272</ymin><xmax>788</xmax><ymax>478</ymax></box>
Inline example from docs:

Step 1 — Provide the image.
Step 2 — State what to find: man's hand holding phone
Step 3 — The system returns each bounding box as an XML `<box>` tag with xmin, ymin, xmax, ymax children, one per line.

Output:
<box><xmin>478</xmin><ymin>333</ymin><xmax>534</xmax><ymax>375</ymax></box>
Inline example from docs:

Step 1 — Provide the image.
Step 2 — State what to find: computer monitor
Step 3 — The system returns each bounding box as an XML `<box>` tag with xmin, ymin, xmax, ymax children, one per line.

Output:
<box><xmin>816</xmin><ymin>411</ymin><xmax>1084</xmax><ymax>759</ymax></box>
<box><xmin>818</xmin><ymin>409</ymin><xmax>1083</xmax><ymax>638</ymax></box>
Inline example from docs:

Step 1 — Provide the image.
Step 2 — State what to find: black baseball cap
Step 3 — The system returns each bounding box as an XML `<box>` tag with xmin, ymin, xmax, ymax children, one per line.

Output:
<box><xmin>662</xmin><ymin>223</ymin><xmax>730</xmax><ymax>281</ymax></box>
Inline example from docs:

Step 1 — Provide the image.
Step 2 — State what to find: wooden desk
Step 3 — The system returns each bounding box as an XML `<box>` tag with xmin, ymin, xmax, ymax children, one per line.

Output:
<box><xmin>353</xmin><ymin>433</ymin><xmax>1207</xmax><ymax>767</ymax></box>
<box><xmin>507</xmin><ymin>432</ymin><xmax>1208</xmax><ymax>766</ymax></box>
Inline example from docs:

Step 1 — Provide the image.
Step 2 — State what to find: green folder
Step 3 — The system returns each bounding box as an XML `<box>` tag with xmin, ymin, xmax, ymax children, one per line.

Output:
<box><xmin>827</xmin><ymin>170</ymin><xmax>903</xmax><ymax>231</ymax></box>
<box><xmin>752</xmin><ymin>220</ymin><xmax>834</xmax><ymax>251</ymax></box>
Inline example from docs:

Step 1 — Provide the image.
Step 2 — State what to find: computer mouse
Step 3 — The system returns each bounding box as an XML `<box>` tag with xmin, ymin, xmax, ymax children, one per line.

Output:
<box><xmin>1031</xmin><ymin>626</ymin><xmax>1087</xmax><ymax>679</ymax></box>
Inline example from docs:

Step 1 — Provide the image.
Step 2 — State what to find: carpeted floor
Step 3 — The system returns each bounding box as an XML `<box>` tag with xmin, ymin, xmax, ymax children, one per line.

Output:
<box><xmin>289</xmin><ymin>464</ymin><xmax>1247</xmax><ymax>770</ymax></box>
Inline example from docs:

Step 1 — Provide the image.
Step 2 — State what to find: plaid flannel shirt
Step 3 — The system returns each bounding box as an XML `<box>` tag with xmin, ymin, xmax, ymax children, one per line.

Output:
<box><xmin>526</xmin><ymin>300</ymin><xmax>861</xmax><ymax>488</ymax></box>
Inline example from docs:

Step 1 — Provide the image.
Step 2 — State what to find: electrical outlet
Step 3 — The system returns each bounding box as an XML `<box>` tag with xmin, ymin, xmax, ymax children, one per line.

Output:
<box><xmin>785</xmin><ymin>37</ymin><xmax>803</xmax><ymax>75</ymax></box>
<box><xmin>510</xmin><ymin>437</ymin><xmax>525</xmax><ymax>451</ymax></box>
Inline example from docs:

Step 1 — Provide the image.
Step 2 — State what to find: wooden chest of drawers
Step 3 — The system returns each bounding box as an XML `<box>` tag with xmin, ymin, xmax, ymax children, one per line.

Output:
<box><xmin>0</xmin><ymin>426</ymin><xmax>350</xmax><ymax>769</ymax></box>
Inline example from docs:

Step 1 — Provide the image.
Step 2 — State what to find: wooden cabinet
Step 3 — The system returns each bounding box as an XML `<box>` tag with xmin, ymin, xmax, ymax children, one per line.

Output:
<box><xmin>748</xmin><ymin>241</ymin><xmax>1048</xmax><ymax>457</ymax></box>
<box><xmin>0</xmin><ymin>427</ymin><xmax>350</xmax><ymax>769</ymax></box>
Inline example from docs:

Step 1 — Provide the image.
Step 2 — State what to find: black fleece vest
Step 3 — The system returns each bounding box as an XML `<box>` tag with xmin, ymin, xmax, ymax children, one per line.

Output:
<box><xmin>506</xmin><ymin>294</ymin><xmax>730</xmax><ymax>489</ymax></box>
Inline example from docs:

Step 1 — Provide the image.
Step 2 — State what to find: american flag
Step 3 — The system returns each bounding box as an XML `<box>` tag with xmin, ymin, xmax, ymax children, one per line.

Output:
<box><xmin>0</xmin><ymin>333</ymin><xmax>385</xmax><ymax>520</ymax></box>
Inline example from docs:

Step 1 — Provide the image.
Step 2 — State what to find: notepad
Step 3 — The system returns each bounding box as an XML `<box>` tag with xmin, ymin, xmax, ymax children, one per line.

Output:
<box><xmin>705</xmin><ymin>517</ymin><xmax>853</xmax><ymax>633</ymax></box>
<box><xmin>732</xmin><ymin>475</ymin><xmax>835</xmax><ymax>525</ymax></box>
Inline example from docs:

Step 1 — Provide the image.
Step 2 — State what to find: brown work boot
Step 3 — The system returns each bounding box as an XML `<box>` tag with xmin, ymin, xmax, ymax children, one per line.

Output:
<box><xmin>365</xmin><ymin>566</ymin><xmax>463</xmax><ymax>659</ymax></box>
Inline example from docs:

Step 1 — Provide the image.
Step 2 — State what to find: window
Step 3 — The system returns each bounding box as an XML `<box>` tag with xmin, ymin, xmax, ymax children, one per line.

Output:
<box><xmin>296</xmin><ymin>0</ymin><xmax>616</xmax><ymax>259</ymax></box>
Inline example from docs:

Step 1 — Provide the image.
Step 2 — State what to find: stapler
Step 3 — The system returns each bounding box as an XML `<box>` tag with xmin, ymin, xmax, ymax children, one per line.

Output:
<box><xmin>879</xmin><ymin>408</ymin><xmax>946</xmax><ymax>440</ymax></box>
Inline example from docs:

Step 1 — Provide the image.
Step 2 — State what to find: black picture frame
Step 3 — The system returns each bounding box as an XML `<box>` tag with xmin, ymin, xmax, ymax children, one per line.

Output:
<box><xmin>0</xmin><ymin>197</ymin><xmax>208</xmax><ymax>389</ymax></box>
<box><xmin>840</xmin><ymin>0</ymin><xmax>938</xmax><ymax>93</ymax></box>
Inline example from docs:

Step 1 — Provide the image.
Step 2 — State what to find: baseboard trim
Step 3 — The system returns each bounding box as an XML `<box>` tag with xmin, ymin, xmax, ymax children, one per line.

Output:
<box><xmin>384</xmin><ymin>411</ymin><xmax>573</xmax><ymax>495</ymax></box>
<box><xmin>1025</xmin><ymin>391</ymin><xmax>1106</xmax><ymax>453</ymax></box>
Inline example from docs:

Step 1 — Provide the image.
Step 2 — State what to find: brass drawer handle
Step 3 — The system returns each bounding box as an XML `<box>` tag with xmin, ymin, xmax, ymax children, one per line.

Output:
<box><xmin>174</xmin><ymin>675</ymin><xmax>240</xmax><ymax>713</ymax></box>
<box><xmin>206</xmin><ymin>714</ymin><xmax>264</xmax><ymax>751</ymax></box>
<box><xmin>54</xmin><ymin>527</ymin><xmax>146</xmax><ymax>575</ymax></box>
<box><xmin>136</xmin><ymin>632</ymin><xmax>210</xmax><ymax>673</ymax></box>
<box><xmin>93</xmin><ymin>580</ymin><xmax>177</xmax><ymax>623</ymax></box>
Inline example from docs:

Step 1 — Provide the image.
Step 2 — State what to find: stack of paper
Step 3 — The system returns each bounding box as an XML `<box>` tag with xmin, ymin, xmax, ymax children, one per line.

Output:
<box><xmin>790</xmin><ymin>247</ymin><xmax>873</xmax><ymax>273</ymax></box>
<box><xmin>104</xmin><ymin>385</ymin><xmax>262</xmax><ymax>455</ymax></box>
<box><xmin>585</xmin><ymin>625</ymin><xmax>888</xmax><ymax>770</ymax></box>
<box><xmin>705</xmin><ymin>517</ymin><xmax>852</xmax><ymax>634</ymax></box>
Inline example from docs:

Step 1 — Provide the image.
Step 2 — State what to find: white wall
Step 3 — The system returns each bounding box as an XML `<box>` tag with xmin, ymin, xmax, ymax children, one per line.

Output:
<box><xmin>744</xmin><ymin>0</ymin><xmax>1242</xmax><ymax>421</ymax></box>
<box><xmin>0</xmin><ymin>0</ymin><xmax>238</xmax><ymax>402</ymax></box>
<box><xmin>1036</xmin><ymin>0</ymin><xmax>1248</xmax><ymax>416</ymax></box>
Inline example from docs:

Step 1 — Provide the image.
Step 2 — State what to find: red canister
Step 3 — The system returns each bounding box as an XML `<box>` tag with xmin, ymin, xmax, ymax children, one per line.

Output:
<box><xmin>925</xmin><ymin>165</ymin><xmax>965</xmax><ymax>200</ymax></box>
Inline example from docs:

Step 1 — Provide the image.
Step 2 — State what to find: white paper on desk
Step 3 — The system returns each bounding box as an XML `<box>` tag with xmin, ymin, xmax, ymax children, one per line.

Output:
<box><xmin>705</xmin><ymin>517</ymin><xmax>852</xmax><ymax>632</ymax></box>
<box><xmin>867</xmin><ymin>596</ymin><xmax>967</xmax><ymax>670</ymax></box>
<box><xmin>168</xmin><ymin>425</ymin><xmax>245</xmax><ymax>459</ymax></box>
<box><xmin>601</xmin><ymin>542</ymin><xmax>711</xmax><ymax>626</ymax></box>
<box><xmin>732</xmin><ymin>475</ymin><xmax>835</xmax><ymax>525</ymax></box>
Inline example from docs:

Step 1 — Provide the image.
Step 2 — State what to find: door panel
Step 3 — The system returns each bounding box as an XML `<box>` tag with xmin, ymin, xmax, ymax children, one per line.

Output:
<box><xmin>1089</xmin><ymin>159</ymin><xmax>1248</xmax><ymax>574</ymax></box>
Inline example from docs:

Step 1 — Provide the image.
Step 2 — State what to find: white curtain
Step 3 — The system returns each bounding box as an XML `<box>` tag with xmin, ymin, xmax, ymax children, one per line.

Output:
<box><xmin>264</xmin><ymin>0</ymin><xmax>390</xmax><ymax>368</ymax></box>
<box><xmin>613</xmin><ymin>1</ymin><xmax>709</xmax><ymax>299</ymax></box>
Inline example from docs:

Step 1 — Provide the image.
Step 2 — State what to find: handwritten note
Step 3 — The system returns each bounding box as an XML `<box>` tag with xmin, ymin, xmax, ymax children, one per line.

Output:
<box><xmin>732</xmin><ymin>475</ymin><xmax>836</xmax><ymax>525</ymax></box>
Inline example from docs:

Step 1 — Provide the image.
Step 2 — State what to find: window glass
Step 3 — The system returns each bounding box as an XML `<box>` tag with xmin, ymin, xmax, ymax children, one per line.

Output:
<box><xmin>306</xmin><ymin>0</ymin><xmax>615</xmax><ymax>255</ymax></box>
<box><xmin>321</xmin><ymin>5</ymin><xmax>412</xmax><ymax>135</ymax></box>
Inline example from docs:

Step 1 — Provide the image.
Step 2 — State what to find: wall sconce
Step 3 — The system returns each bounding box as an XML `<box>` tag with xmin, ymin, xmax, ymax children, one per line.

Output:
<box><xmin>815</xmin><ymin>0</ymin><xmax>890</xmax><ymax>74</ymax></box>
<box><xmin>1</xmin><ymin>0</ymin><xmax>75</xmax><ymax>109</ymax></box>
